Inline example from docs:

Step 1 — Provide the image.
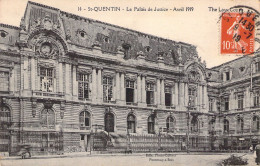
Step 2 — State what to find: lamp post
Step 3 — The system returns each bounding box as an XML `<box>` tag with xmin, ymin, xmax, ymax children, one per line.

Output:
<box><xmin>186</xmin><ymin>103</ymin><xmax>191</xmax><ymax>153</ymax></box>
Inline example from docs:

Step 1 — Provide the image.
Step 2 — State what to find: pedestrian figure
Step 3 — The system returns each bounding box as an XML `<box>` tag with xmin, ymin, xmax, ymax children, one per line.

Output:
<box><xmin>256</xmin><ymin>143</ymin><xmax>260</xmax><ymax>165</ymax></box>
<box><xmin>249</xmin><ymin>145</ymin><xmax>253</xmax><ymax>153</ymax></box>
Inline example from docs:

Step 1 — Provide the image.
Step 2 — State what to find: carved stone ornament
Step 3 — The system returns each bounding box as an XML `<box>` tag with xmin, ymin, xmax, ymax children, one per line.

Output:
<box><xmin>30</xmin><ymin>15</ymin><xmax>62</xmax><ymax>34</ymax></box>
<box><xmin>188</xmin><ymin>70</ymin><xmax>200</xmax><ymax>83</ymax></box>
<box><xmin>29</xmin><ymin>34</ymin><xmax>65</xmax><ymax>59</ymax></box>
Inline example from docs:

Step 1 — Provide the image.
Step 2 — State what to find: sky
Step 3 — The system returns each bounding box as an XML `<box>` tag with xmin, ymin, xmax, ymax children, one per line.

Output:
<box><xmin>0</xmin><ymin>0</ymin><xmax>259</xmax><ymax>68</ymax></box>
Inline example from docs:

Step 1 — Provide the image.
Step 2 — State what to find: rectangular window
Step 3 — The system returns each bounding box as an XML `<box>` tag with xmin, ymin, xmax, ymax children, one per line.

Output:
<box><xmin>126</xmin><ymin>80</ymin><xmax>135</xmax><ymax>103</ymax></box>
<box><xmin>188</xmin><ymin>88</ymin><xmax>196</xmax><ymax>107</ymax></box>
<box><xmin>78</xmin><ymin>74</ymin><xmax>90</xmax><ymax>100</ymax></box>
<box><xmin>224</xmin><ymin>97</ymin><xmax>229</xmax><ymax>111</ymax></box>
<box><xmin>254</xmin><ymin>91</ymin><xmax>260</xmax><ymax>107</ymax></box>
<box><xmin>40</xmin><ymin>67</ymin><xmax>54</xmax><ymax>92</ymax></box>
<box><xmin>209</xmin><ymin>98</ymin><xmax>214</xmax><ymax>112</ymax></box>
<box><xmin>256</xmin><ymin>62</ymin><xmax>260</xmax><ymax>72</ymax></box>
<box><xmin>225</xmin><ymin>72</ymin><xmax>230</xmax><ymax>81</ymax></box>
<box><xmin>238</xmin><ymin>95</ymin><xmax>244</xmax><ymax>109</ymax></box>
<box><xmin>103</xmin><ymin>77</ymin><xmax>113</xmax><ymax>102</ymax></box>
<box><xmin>0</xmin><ymin>71</ymin><xmax>9</xmax><ymax>92</ymax></box>
<box><xmin>146</xmin><ymin>83</ymin><xmax>154</xmax><ymax>105</ymax></box>
<box><xmin>165</xmin><ymin>86</ymin><xmax>172</xmax><ymax>106</ymax></box>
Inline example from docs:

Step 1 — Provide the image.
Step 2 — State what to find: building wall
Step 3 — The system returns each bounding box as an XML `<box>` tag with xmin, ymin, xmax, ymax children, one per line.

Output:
<box><xmin>0</xmin><ymin>1</ymin><xmax>259</xmax><ymax>155</ymax></box>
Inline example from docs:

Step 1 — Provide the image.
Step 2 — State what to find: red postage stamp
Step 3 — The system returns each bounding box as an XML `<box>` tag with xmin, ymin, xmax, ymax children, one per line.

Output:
<box><xmin>221</xmin><ymin>12</ymin><xmax>256</xmax><ymax>55</ymax></box>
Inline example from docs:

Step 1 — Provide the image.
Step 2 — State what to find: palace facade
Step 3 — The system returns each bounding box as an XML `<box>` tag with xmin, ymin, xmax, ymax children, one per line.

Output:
<box><xmin>0</xmin><ymin>1</ymin><xmax>259</xmax><ymax>156</ymax></box>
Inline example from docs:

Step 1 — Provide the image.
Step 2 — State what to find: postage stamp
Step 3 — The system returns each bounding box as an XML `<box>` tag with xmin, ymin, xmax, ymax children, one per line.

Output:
<box><xmin>221</xmin><ymin>12</ymin><xmax>256</xmax><ymax>55</ymax></box>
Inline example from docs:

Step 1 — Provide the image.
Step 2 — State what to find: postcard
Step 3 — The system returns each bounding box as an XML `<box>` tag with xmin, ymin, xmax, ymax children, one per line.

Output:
<box><xmin>0</xmin><ymin>0</ymin><xmax>259</xmax><ymax>166</ymax></box>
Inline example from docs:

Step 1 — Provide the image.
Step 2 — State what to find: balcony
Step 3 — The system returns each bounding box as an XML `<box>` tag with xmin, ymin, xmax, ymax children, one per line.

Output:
<box><xmin>236</xmin><ymin>108</ymin><xmax>244</xmax><ymax>111</ymax></box>
<box><xmin>223</xmin><ymin>130</ymin><xmax>229</xmax><ymax>135</ymax></box>
<box><xmin>229</xmin><ymin>130</ymin><xmax>235</xmax><ymax>135</ymax></box>
<box><xmin>79</xmin><ymin>126</ymin><xmax>91</xmax><ymax>130</ymax></box>
<box><xmin>252</xmin><ymin>129</ymin><xmax>260</xmax><ymax>133</ymax></box>
<box><xmin>78</xmin><ymin>97</ymin><xmax>91</xmax><ymax>101</ymax></box>
<box><xmin>165</xmin><ymin>105</ymin><xmax>175</xmax><ymax>110</ymax></box>
<box><xmin>32</xmin><ymin>91</ymin><xmax>64</xmax><ymax>98</ymax></box>
<box><xmin>251</xmin><ymin>104</ymin><xmax>260</xmax><ymax>108</ymax></box>
<box><xmin>126</xmin><ymin>102</ymin><xmax>138</xmax><ymax>106</ymax></box>
<box><xmin>103</xmin><ymin>100</ymin><xmax>116</xmax><ymax>104</ymax></box>
<box><xmin>147</xmin><ymin>104</ymin><xmax>157</xmax><ymax>108</ymax></box>
<box><xmin>208</xmin><ymin>130</ymin><xmax>216</xmax><ymax>135</ymax></box>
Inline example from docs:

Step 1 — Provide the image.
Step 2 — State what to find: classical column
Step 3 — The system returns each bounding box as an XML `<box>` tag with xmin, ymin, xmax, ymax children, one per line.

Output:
<box><xmin>9</xmin><ymin>69</ymin><xmax>14</xmax><ymax>92</ymax></box>
<box><xmin>204</xmin><ymin>85</ymin><xmax>208</xmax><ymax>110</ymax></box>
<box><xmin>156</xmin><ymin>78</ymin><xmax>161</xmax><ymax>106</ymax></box>
<box><xmin>31</xmin><ymin>57</ymin><xmax>35</xmax><ymax>90</ymax></box>
<box><xmin>115</xmin><ymin>72</ymin><xmax>120</xmax><ymax>101</ymax></box>
<box><xmin>137</xmin><ymin>74</ymin><xmax>142</xmax><ymax>103</ymax></box>
<box><xmin>175</xmin><ymin>82</ymin><xmax>179</xmax><ymax>106</ymax></box>
<box><xmin>161</xmin><ymin>79</ymin><xmax>165</xmax><ymax>106</ymax></box>
<box><xmin>72</xmin><ymin>65</ymin><xmax>77</xmax><ymax>97</ymax></box>
<box><xmin>120</xmin><ymin>73</ymin><xmax>125</xmax><ymax>101</ymax></box>
<box><xmin>184</xmin><ymin>83</ymin><xmax>188</xmax><ymax>107</ymax></box>
<box><xmin>134</xmin><ymin>81</ymin><xmax>137</xmax><ymax>103</ymax></box>
<box><xmin>171</xmin><ymin>83</ymin><xmax>175</xmax><ymax>106</ymax></box>
<box><xmin>97</xmin><ymin>68</ymin><xmax>102</xmax><ymax>102</ymax></box>
<box><xmin>23</xmin><ymin>57</ymin><xmax>29</xmax><ymax>90</ymax></box>
<box><xmin>179</xmin><ymin>82</ymin><xmax>184</xmax><ymax>107</ymax></box>
<box><xmin>65</xmin><ymin>63</ymin><xmax>70</xmax><ymax>95</ymax></box>
<box><xmin>58</xmin><ymin>63</ymin><xmax>63</xmax><ymax>93</ymax></box>
<box><xmin>199</xmin><ymin>85</ymin><xmax>203</xmax><ymax>110</ymax></box>
<box><xmin>141</xmin><ymin>75</ymin><xmax>146</xmax><ymax>103</ymax></box>
<box><xmin>92</xmin><ymin>68</ymin><xmax>97</xmax><ymax>103</ymax></box>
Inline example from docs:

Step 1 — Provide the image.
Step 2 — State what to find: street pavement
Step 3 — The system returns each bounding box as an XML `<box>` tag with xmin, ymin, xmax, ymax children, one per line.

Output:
<box><xmin>0</xmin><ymin>152</ymin><xmax>258</xmax><ymax>166</ymax></box>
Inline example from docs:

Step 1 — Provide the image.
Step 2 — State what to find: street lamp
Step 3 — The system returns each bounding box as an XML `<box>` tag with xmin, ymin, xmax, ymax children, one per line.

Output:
<box><xmin>186</xmin><ymin>101</ymin><xmax>191</xmax><ymax>153</ymax></box>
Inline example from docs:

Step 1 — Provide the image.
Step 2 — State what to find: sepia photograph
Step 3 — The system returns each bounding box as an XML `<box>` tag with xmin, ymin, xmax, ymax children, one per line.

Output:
<box><xmin>0</xmin><ymin>0</ymin><xmax>259</xmax><ymax>165</ymax></box>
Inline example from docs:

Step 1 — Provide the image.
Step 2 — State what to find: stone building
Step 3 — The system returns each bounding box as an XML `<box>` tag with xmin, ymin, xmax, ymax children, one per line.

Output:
<box><xmin>0</xmin><ymin>1</ymin><xmax>259</xmax><ymax>155</ymax></box>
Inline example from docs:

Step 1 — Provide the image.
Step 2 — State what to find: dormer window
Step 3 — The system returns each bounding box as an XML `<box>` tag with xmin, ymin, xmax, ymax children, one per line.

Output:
<box><xmin>222</xmin><ymin>67</ymin><xmax>232</xmax><ymax>81</ymax></box>
<box><xmin>225</xmin><ymin>72</ymin><xmax>230</xmax><ymax>81</ymax></box>
<box><xmin>122</xmin><ymin>43</ymin><xmax>131</xmax><ymax>59</ymax></box>
<box><xmin>103</xmin><ymin>36</ymin><xmax>110</xmax><ymax>43</ymax></box>
<box><xmin>77</xmin><ymin>30</ymin><xmax>87</xmax><ymax>39</ymax></box>
<box><xmin>239</xmin><ymin>66</ymin><xmax>245</xmax><ymax>72</ymax></box>
<box><xmin>0</xmin><ymin>30</ymin><xmax>8</xmax><ymax>38</ymax></box>
<box><xmin>80</xmin><ymin>32</ymin><xmax>85</xmax><ymax>38</ymax></box>
<box><xmin>145</xmin><ymin>46</ymin><xmax>151</xmax><ymax>52</ymax></box>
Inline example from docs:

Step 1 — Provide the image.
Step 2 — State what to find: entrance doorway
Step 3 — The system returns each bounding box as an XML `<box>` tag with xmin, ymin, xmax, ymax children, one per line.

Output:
<box><xmin>224</xmin><ymin>138</ymin><xmax>228</xmax><ymax>150</ymax></box>
<box><xmin>80</xmin><ymin>134</ymin><xmax>90</xmax><ymax>151</ymax></box>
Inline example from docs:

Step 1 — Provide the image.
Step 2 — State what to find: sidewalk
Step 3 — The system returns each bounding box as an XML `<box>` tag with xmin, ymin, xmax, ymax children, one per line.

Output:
<box><xmin>1</xmin><ymin>151</ymin><xmax>255</xmax><ymax>160</ymax></box>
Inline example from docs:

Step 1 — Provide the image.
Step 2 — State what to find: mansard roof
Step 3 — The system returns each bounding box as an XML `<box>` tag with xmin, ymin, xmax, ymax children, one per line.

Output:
<box><xmin>0</xmin><ymin>24</ymin><xmax>20</xmax><ymax>46</ymax></box>
<box><xmin>19</xmin><ymin>1</ymin><xmax>198</xmax><ymax>65</ymax></box>
<box><xmin>207</xmin><ymin>55</ymin><xmax>258</xmax><ymax>84</ymax></box>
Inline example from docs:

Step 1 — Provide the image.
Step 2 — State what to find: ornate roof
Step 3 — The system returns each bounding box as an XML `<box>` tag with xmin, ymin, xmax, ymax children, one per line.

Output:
<box><xmin>16</xmin><ymin>1</ymin><xmax>198</xmax><ymax>65</ymax></box>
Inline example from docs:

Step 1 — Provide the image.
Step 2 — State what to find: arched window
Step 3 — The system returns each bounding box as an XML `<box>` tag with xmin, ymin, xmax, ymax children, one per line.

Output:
<box><xmin>237</xmin><ymin>118</ymin><xmax>244</xmax><ymax>133</ymax></box>
<box><xmin>224</xmin><ymin>119</ymin><xmax>229</xmax><ymax>133</ymax></box>
<box><xmin>191</xmin><ymin>117</ymin><xmax>199</xmax><ymax>133</ymax></box>
<box><xmin>105</xmin><ymin>113</ymin><xmax>114</xmax><ymax>132</ymax></box>
<box><xmin>79</xmin><ymin>111</ymin><xmax>91</xmax><ymax>128</ymax></box>
<box><xmin>148</xmin><ymin>115</ymin><xmax>155</xmax><ymax>134</ymax></box>
<box><xmin>127</xmin><ymin>114</ymin><xmax>136</xmax><ymax>133</ymax></box>
<box><xmin>166</xmin><ymin>116</ymin><xmax>174</xmax><ymax>132</ymax></box>
<box><xmin>252</xmin><ymin>116</ymin><xmax>260</xmax><ymax>131</ymax></box>
<box><xmin>41</xmin><ymin>109</ymin><xmax>55</xmax><ymax>128</ymax></box>
<box><xmin>0</xmin><ymin>106</ymin><xmax>11</xmax><ymax>129</ymax></box>
<box><xmin>209</xmin><ymin>120</ymin><xmax>215</xmax><ymax>131</ymax></box>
